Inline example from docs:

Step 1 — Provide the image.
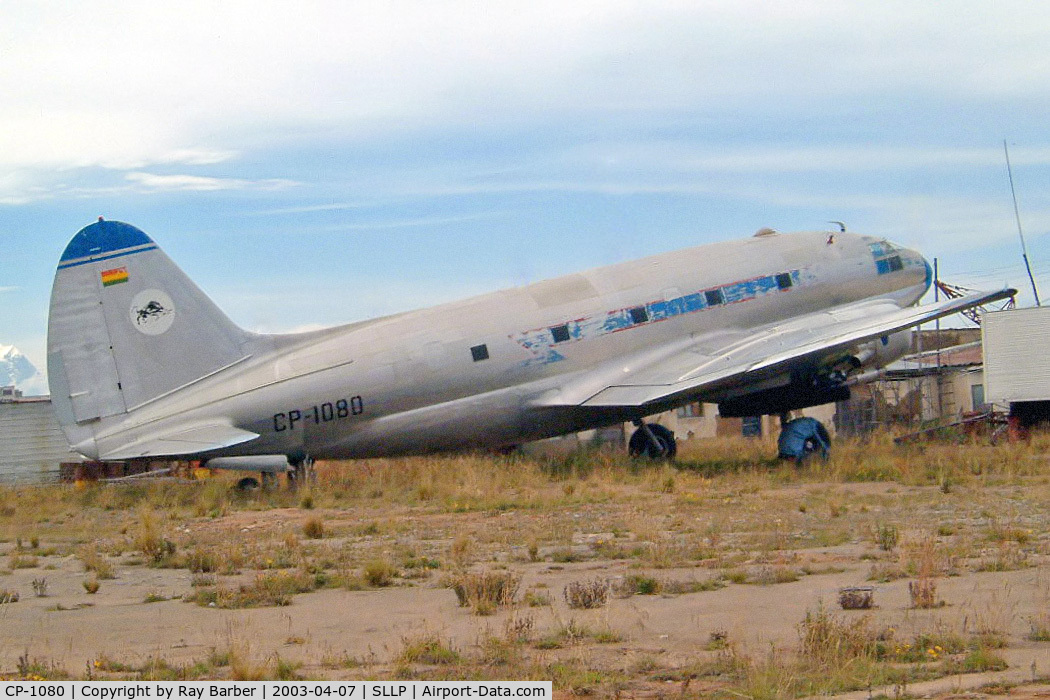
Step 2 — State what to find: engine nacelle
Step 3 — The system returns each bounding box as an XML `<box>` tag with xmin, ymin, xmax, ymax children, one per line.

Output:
<box><xmin>718</xmin><ymin>380</ymin><xmax>850</xmax><ymax>418</ymax></box>
<box><xmin>717</xmin><ymin>329</ymin><xmax>914</xmax><ymax>417</ymax></box>
<box><xmin>851</xmin><ymin>329</ymin><xmax>912</xmax><ymax>371</ymax></box>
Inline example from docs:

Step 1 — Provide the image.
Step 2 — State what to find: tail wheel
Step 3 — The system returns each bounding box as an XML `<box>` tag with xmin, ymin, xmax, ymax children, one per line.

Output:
<box><xmin>236</xmin><ymin>476</ymin><xmax>261</xmax><ymax>491</ymax></box>
<box><xmin>628</xmin><ymin>423</ymin><xmax>677</xmax><ymax>460</ymax></box>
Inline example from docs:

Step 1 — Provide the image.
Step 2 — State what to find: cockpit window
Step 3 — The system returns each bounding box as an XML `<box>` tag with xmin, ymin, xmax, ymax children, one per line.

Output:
<box><xmin>869</xmin><ymin>241</ymin><xmax>899</xmax><ymax>257</ymax></box>
<box><xmin>870</xmin><ymin>241</ymin><xmax>904</xmax><ymax>275</ymax></box>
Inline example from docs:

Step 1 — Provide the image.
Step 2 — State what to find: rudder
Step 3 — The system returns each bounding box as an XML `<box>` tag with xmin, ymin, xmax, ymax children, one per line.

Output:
<box><xmin>47</xmin><ymin>220</ymin><xmax>251</xmax><ymax>450</ymax></box>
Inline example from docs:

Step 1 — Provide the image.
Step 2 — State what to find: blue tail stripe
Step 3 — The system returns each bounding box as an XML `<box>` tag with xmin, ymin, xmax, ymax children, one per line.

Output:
<box><xmin>59</xmin><ymin>221</ymin><xmax>156</xmax><ymax>263</ymax></box>
<box><xmin>58</xmin><ymin>244</ymin><xmax>159</xmax><ymax>269</ymax></box>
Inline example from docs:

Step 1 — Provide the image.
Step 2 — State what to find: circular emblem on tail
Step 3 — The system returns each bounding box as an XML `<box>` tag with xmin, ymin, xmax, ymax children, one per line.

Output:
<box><xmin>130</xmin><ymin>289</ymin><xmax>175</xmax><ymax>335</ymax></box>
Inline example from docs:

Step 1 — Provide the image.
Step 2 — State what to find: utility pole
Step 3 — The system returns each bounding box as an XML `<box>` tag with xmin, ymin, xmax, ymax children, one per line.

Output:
<box><xmin>1005</xmin><ymin>140</ymin><xmax>1041</xmax><ymax>306</ymax></box>
<box><xmin>934</xmin><ymin>258</ymin><xmax>943</xmax><ymax>420</ymax></box>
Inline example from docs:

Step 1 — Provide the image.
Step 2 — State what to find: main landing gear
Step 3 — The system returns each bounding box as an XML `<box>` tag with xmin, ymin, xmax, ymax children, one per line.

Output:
<box><xmin>777</xmin><ymin>415</ymin><xmax>830</xmax><ymax>465</ymax></box>
<box><xmin>628</xmin><ymin>420</ymin><xmax>677</xmax><ymax>460</ymax></box>
<box><xmin>287</xmin><ymin>456</ymin><xmax>316</xmax><ymax>488</ymax></box>
<box><xmin>234</xmin><ymin>471</ymin><xmax>279</xmax><ymax>491</ymax></box>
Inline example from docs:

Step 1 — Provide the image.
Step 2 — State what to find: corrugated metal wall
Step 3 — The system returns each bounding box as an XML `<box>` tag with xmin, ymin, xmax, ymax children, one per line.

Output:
<box><xmin>984</xmin><ymin>306</ymin><xmax>1050</xmax><ymax>405</ymax></box>
<box><xmin>0</xmin><ymin>400</ymin><xmax>80</xmax><ymax>484</ymax></box>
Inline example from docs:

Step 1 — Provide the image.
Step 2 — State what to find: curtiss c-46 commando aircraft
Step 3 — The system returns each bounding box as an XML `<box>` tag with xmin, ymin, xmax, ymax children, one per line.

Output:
<box><xmin>48</xmin><ymin>219</ymin><xmax>1013</xmax><ymax>482</ymax></box>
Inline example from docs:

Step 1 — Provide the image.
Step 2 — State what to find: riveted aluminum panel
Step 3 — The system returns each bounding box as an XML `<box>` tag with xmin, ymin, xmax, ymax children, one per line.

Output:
<box><xmin>983</xmin><ymin>307</ymin><xmax>1050</xmax><ymax>404</ymax></box>
<box><xmin>0</xmin><ymin>400</ymin><xmax>81</xmax><ymax>484</ymax></box>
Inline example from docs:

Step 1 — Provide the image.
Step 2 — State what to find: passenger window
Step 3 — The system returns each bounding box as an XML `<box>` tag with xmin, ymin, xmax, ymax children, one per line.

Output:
<box><xmin>550</xmin><ymin>324</ymin><xmax>570</xmax><ymax>343</ymax></box>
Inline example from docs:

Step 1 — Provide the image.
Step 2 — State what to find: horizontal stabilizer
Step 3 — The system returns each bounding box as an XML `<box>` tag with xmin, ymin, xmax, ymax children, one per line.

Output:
<box><xmin>100</xmin><ymin>424</ymin><xmax>259</xmax><ymax>460</ymax></box>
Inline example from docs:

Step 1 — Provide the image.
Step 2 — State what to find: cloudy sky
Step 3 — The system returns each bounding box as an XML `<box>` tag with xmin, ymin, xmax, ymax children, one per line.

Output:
<box><xmin>3</xmin><ymin>1</ymin><xmax>1050</xmax><ymax>391</ymax></box>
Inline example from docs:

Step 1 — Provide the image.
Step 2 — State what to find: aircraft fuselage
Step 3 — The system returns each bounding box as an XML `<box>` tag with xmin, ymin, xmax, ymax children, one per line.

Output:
<box><xmin>78</xmin><ymin>229</ymin><xmax>928</xmax><ymax>460</ymax></box>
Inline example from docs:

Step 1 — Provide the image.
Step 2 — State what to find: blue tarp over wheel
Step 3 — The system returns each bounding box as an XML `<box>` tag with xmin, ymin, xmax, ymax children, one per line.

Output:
<box><xmin>777</xmin><ymin>417</ymin><xmax>830</xmax><ymax>463</ymax></box>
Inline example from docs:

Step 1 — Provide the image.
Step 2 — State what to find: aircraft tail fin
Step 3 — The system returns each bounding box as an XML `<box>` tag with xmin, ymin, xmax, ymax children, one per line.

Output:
<box><xmin>47</xmin><ymin>220</ymin><xmax>251</xmax><ymax>452</ymax></box>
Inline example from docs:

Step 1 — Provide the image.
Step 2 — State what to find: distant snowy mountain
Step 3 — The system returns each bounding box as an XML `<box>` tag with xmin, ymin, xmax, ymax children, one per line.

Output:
<box><xmin>0</xmin><ymin>345</ymin><xmax>47</xmax><ymax>396</ymax></box>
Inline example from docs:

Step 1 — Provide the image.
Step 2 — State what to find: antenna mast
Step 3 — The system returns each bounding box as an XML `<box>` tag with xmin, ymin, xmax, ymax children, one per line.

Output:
<box><xmin>1004</xmin><ymin>139</ymin><xmax>1041</xmax><ymax>306</ymax></box>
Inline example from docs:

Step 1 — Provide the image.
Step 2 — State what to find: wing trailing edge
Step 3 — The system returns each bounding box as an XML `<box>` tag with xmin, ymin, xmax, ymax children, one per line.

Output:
<box><xmin>559</xmin><ymin>288</ymin><xmax>1015</xmax><ymax>409</ymax></box>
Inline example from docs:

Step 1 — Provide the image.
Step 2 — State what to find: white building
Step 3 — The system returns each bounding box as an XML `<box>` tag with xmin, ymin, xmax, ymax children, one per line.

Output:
<box><xmin>0</xmin><ymin>389</ymin><xmax>82</xmax><ymax>484</ymax></box>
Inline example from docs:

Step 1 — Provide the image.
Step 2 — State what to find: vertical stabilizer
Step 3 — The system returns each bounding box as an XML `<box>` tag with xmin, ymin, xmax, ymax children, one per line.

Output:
<box><xmin>47</xmin><ymin>221</ymin><xmax>251</xmax><ymax>452</ymax></box>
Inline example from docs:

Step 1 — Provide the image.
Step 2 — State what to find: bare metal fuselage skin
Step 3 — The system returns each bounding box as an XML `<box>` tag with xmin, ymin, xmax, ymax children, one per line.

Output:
<box><xmin>51</xmin><ymin>226</ymin><xmax>929</xmax><ymax>462</ymax></box>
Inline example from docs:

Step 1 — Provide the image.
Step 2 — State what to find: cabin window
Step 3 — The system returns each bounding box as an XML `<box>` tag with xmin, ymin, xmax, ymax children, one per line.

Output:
<box><xmin>550</xmin><ymin>324</ymin><xmax>571</xmax><ymax>343</ymax></box>
<box><xmin>775</xmin><ymin>273</ymin><xmax>793</xmax><ymax>290</ymax></box>
<box><xmin>470</xmin><ymin>344</ymin><xmax>489</xmax><ymax>362</ymax></box>
<box><xmin>704</xmin><ymin>289</ymin><xmax>725</xmax><ymax>306</ymax></box>
<box><xmin>629</xmin><ymin>306</ymin><xmax>649</xmax><ymax>324</ymax></box>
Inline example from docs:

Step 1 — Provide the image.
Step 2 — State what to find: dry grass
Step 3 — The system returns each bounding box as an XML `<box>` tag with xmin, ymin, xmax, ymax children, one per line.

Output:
<box><xmin>133</xmin><ymin>509</ymin><xmax>177</xmax><ymax>566</ymax></box>
<box><xmin>838</xmin><ymin>586</ymin><xmax>875</xmax><ymax>609</ymax></box>
<box><xmin>909</xmin><ymin>577</ymin><xmax>940</xmax><ymax>609</ymax></box>
<box><xmin>907</xmin><ymin>537</ymin><xmax>943</xmax><ymax>609</ymax></box>
<box><xmin>8</xmin><ymin>554</ymin><xmax>38</xmax><ymax>569</ymax></box>
<box><xmin>186</xmin><ymin>570</ymin><xmax>317</xmax><ymax>608</ymax></box>
<box><xmin>78</xmin><ymin>546</ymin><xmax>116</xmax><ymax>579</ymax></box>
<box><xmin>396</xmin><ymin>632</ymin><xmax>460</xmax><ymax>666</ymax></box>
<box><xmin>4</xmin><ymin>432</ymin><xmax>1050</xmax><ymax>690</ymax></box>
<box><xmin>301</xmin><ymin>516</ymin><xmax>325</xmax><ymax>540</ymax></box>
<box><xmin>797</xmin><ymin>605</ymin><xmax>879</xmax><ymax>667</ymax></box>
<box><xmin>362</xmin><ymin>558</ymin><xmax>397</xmax><ymax>587</ymax></box>
<box><xmin>445</xmin><ymin>570</ymin><xmax>520</xmax><ymax>615</ymax></box>
<box><xmin>563</xmin><ymin>578</ymin><xmax>609</xmax><ymax>609</ymax></box>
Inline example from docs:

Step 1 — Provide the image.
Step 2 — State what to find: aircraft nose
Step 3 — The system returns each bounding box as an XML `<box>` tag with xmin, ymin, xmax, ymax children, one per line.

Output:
<box><xmin>917</xmin><ymin>251</ymin><xmax>934</xmax><ymax>293</ymax></box>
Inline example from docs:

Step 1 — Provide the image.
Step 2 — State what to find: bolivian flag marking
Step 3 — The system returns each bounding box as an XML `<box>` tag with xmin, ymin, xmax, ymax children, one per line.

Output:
<box><xmin>101</xmin><ymin>267</ymin><xmax>129</xmax><ymax>287</ymax></box>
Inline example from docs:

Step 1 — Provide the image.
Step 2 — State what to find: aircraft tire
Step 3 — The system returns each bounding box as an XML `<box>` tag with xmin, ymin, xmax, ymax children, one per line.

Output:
<box><xmin>628</xmin><ymin>423</ymin><xmax>677</xmax><ymax>460</ymax></box>
<box><xmin>236</xmin><ymin>476</ymin><xmax>261</xmax><ymax>491</ymax></box>
<box><xmin>778</xmin><ymin>418</ymin><xmax>831</xmax><ymax>466</ymax></box>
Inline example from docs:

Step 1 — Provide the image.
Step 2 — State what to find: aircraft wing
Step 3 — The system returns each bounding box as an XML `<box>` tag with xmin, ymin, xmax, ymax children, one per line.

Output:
<box><xmin>544</xmin><ymin>288</ymin><xmax>1014</xmax><ymax>409</ymax></box>
<box><xmin>100</xmin><ymin>423</ymin><xmax>260</xmax><ymax>460</ymax></box>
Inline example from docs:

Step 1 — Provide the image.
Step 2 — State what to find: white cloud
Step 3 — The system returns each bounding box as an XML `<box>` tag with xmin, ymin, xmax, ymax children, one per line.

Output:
<box><xmin>158</xmin><ymin>149</ymin><xmax>238</xmax><ymax>166</ymax></box>
<box><xmin>3</xmin><ymin>0</ymin><xmax>1050</xmax><ymax>180</ymax></box>
<box><xmin>252</xmin><ymin>202</ymin><xmax>367</xmax><ymax>215</ymax></box>
<box><xmin>125</xmin><ymin>172</ymin><xmax>296</xmax><ymax>192</ymax></box>
<box><xmin>325</xmin><ymin>211</ymin><xmax>510</xmax><ymax>232</ymax></box>
<box><xmin>583</xmin><ymin>144</ymin><xmax>1050</xmax><ymax>175</ymax></box>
